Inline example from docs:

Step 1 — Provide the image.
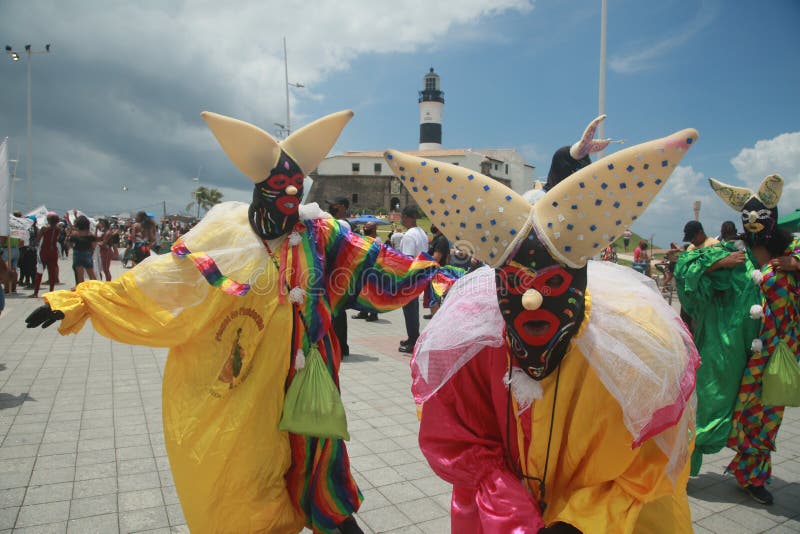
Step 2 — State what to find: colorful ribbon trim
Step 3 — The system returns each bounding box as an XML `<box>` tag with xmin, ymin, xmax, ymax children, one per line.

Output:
<box><xmin>171</xmin><ymin>239</ymin><xmax>250</xmax><ymax>296</ymax></box>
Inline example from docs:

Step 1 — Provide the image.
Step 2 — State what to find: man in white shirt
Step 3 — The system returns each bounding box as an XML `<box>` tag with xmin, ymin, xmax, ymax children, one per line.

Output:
<box><xmin>398</xmin><ymin>206</ymin><xmax>429</xmax><ymax>353</ymax></box>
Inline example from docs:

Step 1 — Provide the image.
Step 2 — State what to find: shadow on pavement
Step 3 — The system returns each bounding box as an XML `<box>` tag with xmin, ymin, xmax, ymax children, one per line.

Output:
<box><xmin>689</xmin><ymin>472</ymin><xmax>800</xmax><ymax>521</ymax></box>
<box><xmin>342</xmin><ymin>354</ymin><xmax>380</xmax><ymax>363</ymax></box>
<box><xmin>0</xmin><ymin>392</ymin><xmax>33</xmax><ymax>411</ymax></box>
<box><xmin>0</xmin><ymin>363</ymin><xmax>6</xmax><ymax>372</ymax></box>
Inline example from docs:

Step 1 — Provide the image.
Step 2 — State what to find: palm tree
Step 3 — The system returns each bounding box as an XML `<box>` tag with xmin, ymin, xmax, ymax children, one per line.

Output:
<box><xmin>187</xmin><ymin>186</ymin><xmax>224</xmax><ymax>218</ymax></box>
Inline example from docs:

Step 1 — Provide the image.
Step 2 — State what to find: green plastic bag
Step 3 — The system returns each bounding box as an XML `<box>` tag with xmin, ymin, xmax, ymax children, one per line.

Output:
<box><xmin>762</xmin><ymin>340</ymin><xmax>800</xmax><ymax>407</ymax></box>
<box><xmin>279</xmin><ymin>346</ymin><xmax>350</xmax><ymax>440</ymax></box>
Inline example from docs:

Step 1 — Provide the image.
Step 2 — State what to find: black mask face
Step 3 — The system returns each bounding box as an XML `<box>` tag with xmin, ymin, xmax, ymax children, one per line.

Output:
<box><xmin>248</xmin><ymin>151</ymin><xmax>304</xmax><ymax>240</ymax></box>
<box><xmin>495</xmin><ymin>228</ymin><xmax>587</xmax><ymax>380</ymax></box>
<box><xmin>741</xmin><ymin>196</ymin><xmax>778</xmax><ymax>246</ymax></box>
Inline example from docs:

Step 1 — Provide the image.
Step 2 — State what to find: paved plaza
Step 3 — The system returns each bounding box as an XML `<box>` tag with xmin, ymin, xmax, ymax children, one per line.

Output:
<box><xmin>0</xmin><ymin>257</ymin><xmax>799</xmax><ymax>533</ymax></box>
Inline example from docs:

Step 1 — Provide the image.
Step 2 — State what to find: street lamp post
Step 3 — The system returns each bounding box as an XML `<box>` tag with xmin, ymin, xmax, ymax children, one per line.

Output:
<box><xmin>282</xmin><ymin>37</ymin><xmax>304</xmax><ymax>136</ymax></box>
<box><xmin>5</xmin><ymin>44</ymin><xmax>52</xmax><ymax>212</ymax></box>
<box><xmin>597</xmin><ymin>0</ymin><xmax>607</xmax><ymax>157</ymax></box>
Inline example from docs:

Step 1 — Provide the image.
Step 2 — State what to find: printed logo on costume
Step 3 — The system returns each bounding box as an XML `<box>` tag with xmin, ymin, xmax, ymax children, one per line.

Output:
<box><xmin>210</xmin><ymin>307</ymin><xmax>265</xmax><ymax>397</ymax></box>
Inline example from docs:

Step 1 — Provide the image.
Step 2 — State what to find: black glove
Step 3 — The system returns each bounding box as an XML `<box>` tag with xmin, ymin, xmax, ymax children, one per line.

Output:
<box><xmin>26</xmin><ymin>305</ymin><xmax>65</xmax><ymax>329</ymax></box>
<box><xmin>540</xmin><ymin>524</ymin><xmax>582</xmax><ymax>534</ymax></box>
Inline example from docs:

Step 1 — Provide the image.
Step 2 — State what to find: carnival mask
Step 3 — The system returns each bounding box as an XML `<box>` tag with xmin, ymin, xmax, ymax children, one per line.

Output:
<box><xmin>202</xmin><ymin>109</ymin><xmax>354</xmax><ymax>238</ymax></box>
<box><xmin>384</xmin><ymin>127</ymin><xmax>697</xmax><ymax>380</ymax></box>
<box><xmin>709</xmin><ymin>174</ymin><xmax>783</xmax><ymax>245</ymax></box>
<box><xmin>740</xmin><ymin>196</ymin><xmax>777</xmax><ymax>240</ymax></box>
<box><xmin>249</xmin><ymin>152</ymin><xmax>305</xmax><ymax>239</ymax></box>
<box><xmin>496</xmin><ymin>229</ymin><xmax>587</xmax><ymax>380</ymax></box>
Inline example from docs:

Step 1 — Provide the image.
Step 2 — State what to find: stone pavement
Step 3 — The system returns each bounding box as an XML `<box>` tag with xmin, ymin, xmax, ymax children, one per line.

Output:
<box><xmin>0</xmin><ymin>256</ymin><xmax>798</xmax><ymax>533</ymax></box>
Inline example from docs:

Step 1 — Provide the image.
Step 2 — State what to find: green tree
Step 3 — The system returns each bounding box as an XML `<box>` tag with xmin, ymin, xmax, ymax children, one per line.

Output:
<box><xmin>187</xmin><ymin>186</ymin><xmax>224</xmax><ymax>218</ymax></box>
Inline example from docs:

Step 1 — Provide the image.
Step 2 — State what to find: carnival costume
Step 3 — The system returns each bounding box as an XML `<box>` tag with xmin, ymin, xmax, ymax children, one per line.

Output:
<box><xmin>673</xmin><ymin>238</ymin><xmax>761</xmax><ymax>475</ymax></box>
<box><xmin>383</xmin><ymin>127</ymin><xmax>701</xmax><ymax>532</ymax></box>
<box><xmin>709</xmin><ymin>174</ymin><xmax>800</xmax><ymax>489</ymax></box>
<box><xmin>26</xmin><ymin>111</ymin><xmax>455</xmax><ymax>533</ymax></box>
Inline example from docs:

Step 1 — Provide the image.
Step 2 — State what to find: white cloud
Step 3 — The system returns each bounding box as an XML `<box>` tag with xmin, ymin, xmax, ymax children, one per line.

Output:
<box><xmin>730</xmin><ymin>131</ymin><xmax>800</xmax><ymax>184</ymax></box>
<box><xmin>609</xmin><ymin>0</ymin><xmax>718</xmax><ymax>74</ymax></box>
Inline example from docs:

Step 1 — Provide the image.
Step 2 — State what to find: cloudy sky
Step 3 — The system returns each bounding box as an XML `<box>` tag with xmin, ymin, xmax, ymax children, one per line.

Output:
<box><xmin>1</xmin><ymin>0</ymin><xmax>798</xmax><ymax>245</ymax></box>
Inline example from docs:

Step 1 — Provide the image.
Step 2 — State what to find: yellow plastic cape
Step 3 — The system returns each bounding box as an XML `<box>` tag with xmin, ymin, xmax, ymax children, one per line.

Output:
<box><xmin>46</xmin><ymin>203</ymin><xmax>305</xmax><ymax>533</ymax></box>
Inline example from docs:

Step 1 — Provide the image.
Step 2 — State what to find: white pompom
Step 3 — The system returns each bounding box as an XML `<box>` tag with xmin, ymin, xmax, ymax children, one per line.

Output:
<box><xmin>289</xmin><ymin>286</ymin><xmax>306</xmax><ymax>304</ymax></box>
<box><xmin>751</xmin><ymin>270</ymin><xmax>764</xmax><ymax>285</ymax></box>
<box><xmin>295</xmin><ymin>349</ymin><xmax>306</xmax><ymax>370</ymax></box>
<box><xmin>503</xmin><ymin>367</ymin><xmax>543</xmax><ymax>415</ymax></box>
<box><xmin>751</xmin><ymin>338</ymin><xmax>763</xmax><ymax>353</ymax></box>
<box><xmin>289</xmin><ymin>231</ymin><xmax>302</xmax><ymax>247</ymax></box>
<box><xmin>750</xmin><ymin>304</ymin><xmax>764</xmax><ymax>320</ymax></box>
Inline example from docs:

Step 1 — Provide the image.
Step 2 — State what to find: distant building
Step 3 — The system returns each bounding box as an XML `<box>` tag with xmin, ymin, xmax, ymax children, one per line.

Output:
<box><xmin>308</xmin><ymin>68</ymin><xmax>535</xmax><ymax>213</ymax></box>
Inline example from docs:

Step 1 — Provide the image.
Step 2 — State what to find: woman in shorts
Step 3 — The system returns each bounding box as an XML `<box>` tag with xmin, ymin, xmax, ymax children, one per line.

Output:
<box><xmin>69</xmin><ymin>215</ymin><xmax>98</xmax><ymax>286</ymax></box>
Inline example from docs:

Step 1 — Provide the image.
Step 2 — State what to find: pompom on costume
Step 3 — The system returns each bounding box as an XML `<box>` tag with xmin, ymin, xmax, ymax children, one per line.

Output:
<box><xmin>383</xmin><ymin>127</ymin><xmax>701</xmax><ymax>532</ymax></box>
<box><xmin>708</xmin><ymin>174</ymin><xmax>800</xmax><ymax>489</ymax></box>
<box><xmin>31</xmin><ymin>111</ymin><xmax>458</xmax><ymax>533</ymax></box>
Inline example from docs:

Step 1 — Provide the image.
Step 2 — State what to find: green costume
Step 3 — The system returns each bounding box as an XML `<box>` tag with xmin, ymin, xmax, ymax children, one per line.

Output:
<box><xmin>674</xmin><ymin>241</ymin><xmax>761</xmax><ymax>474</ymax></box>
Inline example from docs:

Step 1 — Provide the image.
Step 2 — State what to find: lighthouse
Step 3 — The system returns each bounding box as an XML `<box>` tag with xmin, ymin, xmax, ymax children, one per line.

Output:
<box><xmin>418</xmin><ymin>67</ymin><xmax>444</xmax><ymax>150</ymax></box>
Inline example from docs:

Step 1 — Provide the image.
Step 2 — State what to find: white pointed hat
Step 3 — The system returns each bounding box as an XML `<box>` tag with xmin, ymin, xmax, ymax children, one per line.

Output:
<box><xmin>201</xmin><ymin>110</ymin><xmax>353</xmax><ymax>182</ymax></box>
<box><xmin>384</xmin><ymin>128</ymin><xmax>699</xmax><ymax>268</ymax></box>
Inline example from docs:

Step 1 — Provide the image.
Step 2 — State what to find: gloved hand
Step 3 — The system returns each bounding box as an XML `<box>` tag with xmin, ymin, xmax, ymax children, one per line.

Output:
<box><xmin>25</xmin><ymin>305</ymin><xmax>65</xmax><ymax>329</ymax></box>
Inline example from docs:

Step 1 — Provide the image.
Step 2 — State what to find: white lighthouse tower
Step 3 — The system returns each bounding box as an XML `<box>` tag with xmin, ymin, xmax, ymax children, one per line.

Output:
<box><xmin>418</xmin><ymin>67</ymin><xmax>444</xmax><ymax>150</ymax></box>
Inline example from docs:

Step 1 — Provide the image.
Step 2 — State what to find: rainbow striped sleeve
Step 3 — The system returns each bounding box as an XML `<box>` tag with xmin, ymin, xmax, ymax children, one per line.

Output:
<box><xmin>304</xmin><ymin>218</ymin><xmax>454</xmax><ymax>316</ymax></box>
<box><xmin>170</xmin><ymin>240</ymin><xmax>250</xmax><ymax>296</ymax></box>
<box><xmin>429</xmin><ymin>265</ymin><xmax>466</xmax><ymax>306</ymax></box>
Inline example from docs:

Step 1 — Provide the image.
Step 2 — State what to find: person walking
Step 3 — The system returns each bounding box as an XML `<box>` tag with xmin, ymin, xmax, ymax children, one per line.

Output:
<box><xmin>68</xmin><ymin>215</ymin><xmax>98</xmax><ymax>286</ymax></box>
<box><xmin>96</xmin><ymin>219</ymin><xmax>116</xmax><ymax>281</ymax></box>
<box><xmin>352</xmin><ymin>221</ymin><xmax>379</xmax><ymax>322</ymax></box>
<box><xmin>623</xmin><ymin>227</ymin><xmax>633</xmax><ymax>252</ymax></box>
<box><xmin>31</xmin><ymin>212</ymin><xmax>61</xmax><ymax>298</ymax></box>
<box><xmin>398</xmin><ymin>206</ymin><xmax>428</xmax><ymax>353</ymax></box>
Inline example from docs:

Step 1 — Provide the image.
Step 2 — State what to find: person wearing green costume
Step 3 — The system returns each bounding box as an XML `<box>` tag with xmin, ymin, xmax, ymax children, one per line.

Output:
<box><xmin>674</xmin><ymin>220</ymin><xmax>761</xmax><ymax>477</ymax></box>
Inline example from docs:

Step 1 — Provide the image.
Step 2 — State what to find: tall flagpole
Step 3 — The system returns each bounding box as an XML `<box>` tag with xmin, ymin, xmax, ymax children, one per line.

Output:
<box><xmin>597</xmin><ymin>0</ymin><xmax>607</xmax><ymax>157</ymax></box>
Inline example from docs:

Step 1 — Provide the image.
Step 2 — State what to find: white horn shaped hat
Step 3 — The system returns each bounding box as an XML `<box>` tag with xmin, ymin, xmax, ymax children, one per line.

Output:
<box><xmin>201</xmin><ymin>110</ymin><xmax>354</xmax><ymax>182</ymax></box>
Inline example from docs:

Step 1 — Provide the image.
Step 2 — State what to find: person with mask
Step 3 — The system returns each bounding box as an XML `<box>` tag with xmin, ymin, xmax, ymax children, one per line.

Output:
<box><xmin>26</xmin><ymin>110</ymin><xmax>456</xmax><ymax>534</ymax></box>
<box><xmin>384</xmin><ymin>127</ymin><xmax>700</xmax><ymax>532</ymax></box>
<box><xmin>708</xmin><ymin>174</ymin><xmax>799</xmax><ymax>505</ymax></box>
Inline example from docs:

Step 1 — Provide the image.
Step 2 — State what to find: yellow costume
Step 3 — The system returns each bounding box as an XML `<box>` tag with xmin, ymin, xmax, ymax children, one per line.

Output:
<box><xmin>385</xmin><ymin>126</ymin><xmax>700</xmax><ymax>532</ymax></box>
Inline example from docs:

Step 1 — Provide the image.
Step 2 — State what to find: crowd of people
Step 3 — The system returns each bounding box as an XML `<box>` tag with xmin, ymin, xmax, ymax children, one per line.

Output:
<box><xmin>0</xmin><ymin>210</ymin><xmax>198</xmax><ymax>309</ymax></box>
